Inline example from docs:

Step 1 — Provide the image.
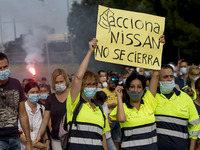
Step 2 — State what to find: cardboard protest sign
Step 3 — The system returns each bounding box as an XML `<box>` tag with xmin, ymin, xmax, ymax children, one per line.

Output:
<box><xmin>95</xmin><ymin>5</ymin><xmax>165</xmax><ymax>70</ymax></box>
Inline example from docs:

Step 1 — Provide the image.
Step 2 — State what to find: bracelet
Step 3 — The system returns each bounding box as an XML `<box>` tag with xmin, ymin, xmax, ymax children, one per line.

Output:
<box><xmin>45</xmin><ymin>139</ymin><xmax>50</xmax><ymax>142</ymax></box>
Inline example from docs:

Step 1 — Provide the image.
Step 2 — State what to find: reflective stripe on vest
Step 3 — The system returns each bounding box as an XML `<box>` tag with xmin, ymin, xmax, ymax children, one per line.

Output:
<box><xmin>69</xmin><ymin>137</ymin><xmax>102</xmax><ymax>146</ymax></box>
<box><xmin>157</xmin><ymin>128</ymin><xmax>188</xmax><ymax>139</ymax></box>
<box><xmin>121</xmin><ymin>136</ymin><xmax>157</xmax><ymax>148</ymax></box>
<box><xmin>155</xmin><ymin>116</ymin><xmax>188</xmax><ymax>126</ymax></box>
<box><xmin>124</xmin><ymin>123</ymin><xmax>156</xmax><ymax>137</ymax></box>
<box><xmin>71</xmin><ymin>124</ymin><xmax>102</xmax><ymax>135</ymax></box>
<box><xmin>189</xmin><ymin>130</ymin><xmax>199</xmax><ymax>136</ymax></box>
<box><xmin>189</xmin><ymin>118</ymin><xmax>200</xmax><ymax>125</ymax></box>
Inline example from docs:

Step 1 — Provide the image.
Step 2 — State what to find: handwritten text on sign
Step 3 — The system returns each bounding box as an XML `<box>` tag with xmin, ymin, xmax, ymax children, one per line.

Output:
<box><xmin>95</xmin><ymin>5</ymin><xmax>165</xmax><ymax>70</ymax></box>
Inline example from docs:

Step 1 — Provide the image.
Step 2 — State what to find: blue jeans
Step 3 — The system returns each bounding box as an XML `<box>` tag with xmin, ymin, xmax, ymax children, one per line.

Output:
<box><xmin>0</xmin><ymin>137</ymin><xmax>20</xmax><ymax>150</ymax></box>
<box><xmin>110</xmin><ymin>120</ymin><xmax>121</xmax><ymax>142</ymax></box>
<box><xmin>107</xmin><ymin>137</ymin><xmax>116</xmax><ymax>150</ymax></box>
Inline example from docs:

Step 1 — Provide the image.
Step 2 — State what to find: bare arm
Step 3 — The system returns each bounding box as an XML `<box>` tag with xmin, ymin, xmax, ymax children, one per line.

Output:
<box><xmin>149</xmin><ymin>70</ymin><xmax>160</xmax><ymax>97</ymax></box>
<box><xmin>148</xmin><ymin>35</ymin><xmax>165</xmax><ymax>96</ymax></box>
<box><xmin>18</xmin><ymin>101</ymin><xmax>32</xmax><ymax>149</ymax></box>
<box><xmin>107</xmin><ymin>103</ymin><xmax>117</xmax><ymax>109</ymax></box>
<box><xmin>148</xmin><ymin>35</ymin><xmax>164</xmax><ymax>96</ymax></box>
<box><xmin>35</xmin><ymin>110</ymin><xmax>50</xmax><ymax>142</ymax></box>
<box><xmin>189</xmin><ymin>138</ymin><xmax>196</xmax><ymax>150</ymax></box>
<box><xmin>115</xmin><ymin>86</ymin><xmax>126</xmax><ymax>123</ymax></box>
<box><xmin>70</xmin><ymin>38</ymin><xmax>98</xmax><ymax>102</ymax></box>
<box><xmin>44</xmin><ymin>131</ymin><xmax>50</xmax><ymax>150</ymax></box>
<box><xmin>20</xmin><ymin>134</ymin><xmax>46</xmax><ymax>149</ymax></box>
<box><xmin>48</xmin><ymin>118</ymin><xmax>52</xmax><ymax>132</ymax></box>
<box><xmin>102</xmin><ymin>134</ymin><xmax>108</xmax><ymax>150</ymax></box>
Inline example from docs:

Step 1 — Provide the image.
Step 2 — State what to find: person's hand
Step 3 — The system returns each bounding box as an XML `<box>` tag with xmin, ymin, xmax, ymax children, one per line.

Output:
<box><xmin>159</xmin><ymin>35</ymin><xmax>165</xmax><ymax>44</ymax></box>
<box><xmin>115</xmin><ymin>86</ymin><xmax>124</xmax><ymax>98</ymax></box>
<box><xmin>25</xmin><ymin>141</ymin><xmax>32</xmax><ymax>150</ymax></box>
<box><xmin>32</xmin><ymin>141</ymin><xmax>46</xmax><ymax>149</ymax></box>
<box><xmin>111</xmin><ymin>102</ymin><xmax>118</xmax><ymax>108</ymax></box>
<box><xmin>177</xmin><ymin>59</ymin><xmax>184</xmax><ymax>67</ymax></box>
<box><xmin>35</xmin><ymin>133</ymin><xmax>41</xmax><ymax>143</ymax></box>
<box><xmin>89</xmin><ymin>38</ymin><xmax>98</xmax><ymax>52</ymax></box>
<box><xmin>45</xmin><ymin>140</ymin><xmax>50</xmax><ymax>150</ymax></box>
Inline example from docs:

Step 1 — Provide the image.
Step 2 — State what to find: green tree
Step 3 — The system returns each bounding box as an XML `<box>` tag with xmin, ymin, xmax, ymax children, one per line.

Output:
<box><xmin>160</xmin><ymin>0</ymin><xmax>200</xmax><ymax>64</ymax></box>
<box><xmin>67</xmin><ymin>0</ymin><xmax>200</xmax><ymax>71</ymax></box>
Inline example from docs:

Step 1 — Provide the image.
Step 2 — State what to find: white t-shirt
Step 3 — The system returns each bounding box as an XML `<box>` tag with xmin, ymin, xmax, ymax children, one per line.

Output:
<box><xmin>102</xmin><ymin>102</ymin><xmax>111</xmax><ymax>139</ymax></box>
<box><xmin>18</xmin><ymin>101</ymin><xmax>45</xmax><ymax>150</ymax></box>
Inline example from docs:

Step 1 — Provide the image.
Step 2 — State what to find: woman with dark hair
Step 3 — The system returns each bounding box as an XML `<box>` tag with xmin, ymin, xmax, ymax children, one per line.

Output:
<box><xmin>18</xmin><ymin>81</ymin><xmax>49</xmax><ymax>150</ymax></box>
<box><xmin>109</xmin><ymin>35</ymin><xmax>165</xmax><ymax>150</ymax></box>
<box><xmin>110</xmin><ymin>71</ymin><xmax>159</xmax><ymax>150</ymax></box>
<box><xmin>38</xmin><ymin>83</ymin><xmax>50</xmax><ymax>105</ymax></box>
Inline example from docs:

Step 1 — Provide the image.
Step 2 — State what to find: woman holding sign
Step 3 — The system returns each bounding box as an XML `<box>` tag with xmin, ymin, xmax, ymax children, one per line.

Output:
<box><xmin>66</xmin><ymin>38</ymin><xmax>110</xmax><ymax>150</ymax></box>
<box><xmin>109</xmin><ymin>36</ymin><xmax>165</xmax><ymax>150</ymax></box>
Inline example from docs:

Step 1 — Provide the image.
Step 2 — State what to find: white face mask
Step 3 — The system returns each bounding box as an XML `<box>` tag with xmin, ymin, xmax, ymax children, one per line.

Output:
<box><xmin>159</xmin><ymin>80</ymin><xmax>175</xmax><ymax>94</ymax></box>
<box><xmin>102</xmin><ymin>82</ymin><xmax>108</xmax><ymax>88</ymax></box>
<box><xmin>55</xmin><ymin>83</ymin><xmax>66</xmax><ymax>92</ymax></box>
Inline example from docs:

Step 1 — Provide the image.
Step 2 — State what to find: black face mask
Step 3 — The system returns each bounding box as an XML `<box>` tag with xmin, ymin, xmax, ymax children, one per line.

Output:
<box><xmin>109</xmin><ymin>87</ymin><xmax>115</xmax><ymax>91</ymax></box>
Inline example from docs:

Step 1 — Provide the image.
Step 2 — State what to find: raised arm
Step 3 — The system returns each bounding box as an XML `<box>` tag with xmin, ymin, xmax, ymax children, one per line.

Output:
<box><xmin>115</xmin><ymin>86</ymin><xmax>126</xmax><ymax>123</ymax></box>
<box><xmin>149</xmin><ymin>70</ymin><xmax>160</xmax><ymax>97</ymax></box>
<box><xmin>70</xmin><ymin>38</ymin><xmax>98</xmax><ymax>102</ymax></box>
<box><xmin>148</xmin><ymin>35</ymin><xmax>165</xmax><ymax>96</ymax></box>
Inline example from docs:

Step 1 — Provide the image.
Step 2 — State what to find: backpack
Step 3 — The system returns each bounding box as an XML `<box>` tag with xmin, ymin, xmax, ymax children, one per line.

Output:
<box><xmin>59</xmin><ymin>97</ymin><xmax>106</xmax><ymax>150</ymax></box>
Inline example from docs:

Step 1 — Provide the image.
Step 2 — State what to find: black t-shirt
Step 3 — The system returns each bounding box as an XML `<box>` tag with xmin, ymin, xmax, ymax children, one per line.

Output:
<box><xmin>194</xmin><ymin>102</ymin><xmax>200</xmax><ymax>117</ymax></box>
<box><xmin>0</xmin><ymin>77</ymin><xmax>26</xmax><ymax>138</ymax></box>
<box><xmin>45</xmin><ymin>93</ymin><xmax>66</xmax><ymax>139</ymax></box>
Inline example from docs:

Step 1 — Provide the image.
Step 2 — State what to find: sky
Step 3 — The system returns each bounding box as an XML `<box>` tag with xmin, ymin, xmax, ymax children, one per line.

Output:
<box><xmin>0</xmin><ymin>0</ymin><xmax>81</xmax><ymax>43</ymax></box>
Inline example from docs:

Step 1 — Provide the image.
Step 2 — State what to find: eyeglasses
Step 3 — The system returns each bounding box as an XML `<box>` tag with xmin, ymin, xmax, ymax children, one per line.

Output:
<box><xmin>85</xmin><ymin>83</ymin><xmax>97</xmax><ymax>87</ymax></box>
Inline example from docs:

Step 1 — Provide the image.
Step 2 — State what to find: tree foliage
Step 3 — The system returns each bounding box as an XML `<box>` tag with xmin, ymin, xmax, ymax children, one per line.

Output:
<box><xmin>67</xmin><ymin>0</ymin><xmax>200</xmax><ymax>70</ymax></box>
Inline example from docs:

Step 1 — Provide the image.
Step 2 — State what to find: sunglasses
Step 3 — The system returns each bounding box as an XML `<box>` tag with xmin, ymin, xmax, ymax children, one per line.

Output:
<box><xmin>111</xmin><ymin>78</ymin><xmax>119</xmax><ymax>81</ymax></box>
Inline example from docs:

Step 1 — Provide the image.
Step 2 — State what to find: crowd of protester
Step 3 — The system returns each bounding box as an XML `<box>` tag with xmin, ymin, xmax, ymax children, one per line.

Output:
<box><xmin>0</xmin><ymin>36</ymin><xmax>200</xmax><ymax>150</ymax></box>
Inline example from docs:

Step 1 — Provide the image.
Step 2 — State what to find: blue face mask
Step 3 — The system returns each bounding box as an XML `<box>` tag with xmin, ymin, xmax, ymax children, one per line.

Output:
<box><xmin>180</xmin><ymin>67</ymin><xmax>187</xmax><ymax>75</ymax></box>
<box><xmin>0</xmin><ymin>69</ymin><xmax>10</xmax><ymax>81</ymax></box>
<box><xmin>39</xmin><ymin>93</ymin><xmax>48</xmax><ymax>100</ymax></box>
<box><xmin>145</xmin><ymin>86</ymin><xmax>149</xmax><ymax>91</ymax></box>
<box><xmin>83</xmin><ymin>88</ymin><xmax>96</xmax><ymax>99</ymax></box>
<box><xmin>123</xmin><ymin>78</ymin><xmax>127</xmax><ymax>85</ymax></box>
<box><xmin>55</xmin><ymin>83</ymin><xmax>66</xmax><ymax>92</ymax></box>
<box><xmin>96</xmin><ymin>88</ymin><xmax>102</xmax><ymax>92</ymax></box>
<box><xmin>173</xmin><ymin>72</ymin><xmax>178</xmax><ymax>78</ymax></box>
<box><xmin>29</xmin><ymin>94</ymin><xmax>39</xmax><ymax>103</ymax></box>
<box><xmin>128</xmin><ymin>91</ymin><xmax>144</xmax><ymax>102</ymax></box>
<box><xmin>159</xmin><ymin>80</ymin><xmax>175</xmax><ymax>94</ymax></box>
<box><xmin>139</xmin><ymin>72</ymin><xmax>143</xmax><ymax>75</ymax></box>
<box><xmin>145</xmin><ymin>71</ymin><xmax>150</xmax><ymax>77</ymax></box>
